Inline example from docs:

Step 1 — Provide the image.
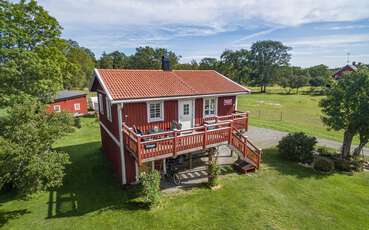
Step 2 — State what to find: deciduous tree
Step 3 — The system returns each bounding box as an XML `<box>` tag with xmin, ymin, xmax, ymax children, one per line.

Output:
<box><xmin>320</xmin><ymin>68</ymin><xmax>369</xmax><ymax>159</ymax></box>
<box><xmin>250</xmin><ymin>40</ymin><xmax>291</xmax><ymax>93</ymax></box>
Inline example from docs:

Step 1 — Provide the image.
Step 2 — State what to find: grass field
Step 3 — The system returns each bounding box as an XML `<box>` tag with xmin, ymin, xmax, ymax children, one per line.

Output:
<box><xmin>238</xmin><ymin>86</ymin><xmax>348</xmax><ymax>143</ymax></box>
<box><xmin>1</xmin><ymin>116</ymin><xmax>368</xmax><ymax>229</ymax></box>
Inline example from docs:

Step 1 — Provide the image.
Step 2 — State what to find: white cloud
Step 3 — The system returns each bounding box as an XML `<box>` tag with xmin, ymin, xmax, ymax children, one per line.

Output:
<box><xmin>40</xmin><ymin>0</ymin><xmax>369</xmax><ymax>34</ymax></box>
<box><xmin>286</xmin><ymin>34</ymin><xmax>369</xmax><ymax>47</ymax></box>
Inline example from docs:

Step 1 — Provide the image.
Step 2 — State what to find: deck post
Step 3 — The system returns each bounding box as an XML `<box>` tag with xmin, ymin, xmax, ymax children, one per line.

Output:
<box><xmin>173</xmin><ymin>130</ymin><xmax>178</xmax><ymax>156</ymax></box>
<box><xmin>137</xmin><ymin>135</ymin><xmax>142</xmax><ymax>165</ymax></box>
<box><xmin>228</xmin><ymin>121</ymin><xmax>233</xmax><ymax>144</ymax></box>
<box><xmin>203</xmin><ymin>124</ymin><xmax>208</xmax><ymax>149</ymax></box>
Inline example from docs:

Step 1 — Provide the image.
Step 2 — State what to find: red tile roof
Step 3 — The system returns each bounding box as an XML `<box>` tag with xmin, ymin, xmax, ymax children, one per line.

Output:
<box><xmin>93</xmin><ymin>69</ymin><xmax>250</xmax><ymax>101</ymax></box>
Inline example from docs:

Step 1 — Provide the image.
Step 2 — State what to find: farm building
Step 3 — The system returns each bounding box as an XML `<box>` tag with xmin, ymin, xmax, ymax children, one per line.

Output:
<box><xmin>47</xmin><ymin>90</ymin><xmax>88</xmax><ymax>116</ymax></box>
<box><xmin>332</xmin><ymin>63</ymin><xmax>358</xmax><ymax>79</ymax></box>
<box><xmin>89</xmin><ymin>58</ymin><xmax>261</xmax><ymax>185</ymax></box>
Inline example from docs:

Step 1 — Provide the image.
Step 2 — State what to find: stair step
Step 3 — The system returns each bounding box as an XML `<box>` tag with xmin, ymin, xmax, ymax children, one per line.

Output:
<box><xmin>233</xmin><ymin>159</ymin><xmax>256</xmax><ymax>174</ymax></box>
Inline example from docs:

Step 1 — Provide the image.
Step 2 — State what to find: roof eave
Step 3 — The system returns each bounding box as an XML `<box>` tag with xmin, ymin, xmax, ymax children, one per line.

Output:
<box><xmin>111</xmin><ymin>91</ymin><xmax>250</xmax><ymax>104</ymax></box>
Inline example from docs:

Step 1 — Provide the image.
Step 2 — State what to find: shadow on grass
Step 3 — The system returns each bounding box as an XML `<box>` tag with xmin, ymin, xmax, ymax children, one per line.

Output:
<box><xmin>261</xmin><ymin>148</ymin><xmax>331</xmax><ymax>179</ymax></box>
<box><xmin>47</xmin><ymin>141</ymin><xmax>147</xmax><ymax>219</ymax></box>
<box><xmin>0</xmin><ymin>207</ymin><xmax>30</xmax><ymax>227</ymax></box>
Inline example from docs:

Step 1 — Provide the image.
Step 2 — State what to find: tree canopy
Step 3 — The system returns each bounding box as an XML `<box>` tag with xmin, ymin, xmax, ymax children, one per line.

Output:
<box><xmin>250</xmin><ymin>40</ymin><xmax>291</xmax><ymax>92</ymax></box>
<box><xmin>320</xmin><ymin>67</ymin><xmax>369</xmax><ymax>158</ymax></box>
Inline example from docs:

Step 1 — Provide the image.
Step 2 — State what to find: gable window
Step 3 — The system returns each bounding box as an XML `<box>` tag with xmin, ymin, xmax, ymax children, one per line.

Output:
<box><xmin>53</xmin><ymin>105</ymin><xmax>61</xmax><ymax>112</ymax></box>
<box><xmin>204</xmin><ymin>97</ymin><xmax>217</xmax><ymax>117</ymax></box>
<box><xmin>74</xmin><ymin>103</ymin><xmax>81</xmax><ymax>111</ymax></box>
<box><xmin>98</xmin><ymin>94</ymin><xmax>104</xmax><ymax>115</ymax></box>
<box><xmin>147</xmin><ymin>101</ymin><xmax>164</xmax><ymax>122</ymax></box>
<box><xmin>106</xmin><ymin>97</ymin><xmax>112</xmax><ymax>122</ymax></box>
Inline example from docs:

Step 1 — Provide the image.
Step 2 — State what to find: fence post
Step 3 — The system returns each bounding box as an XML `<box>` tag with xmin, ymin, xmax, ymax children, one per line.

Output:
<box><xmin>280</xmin><ymin>112</ymin><xmax>283</xmax><ymax>121</ymax></box>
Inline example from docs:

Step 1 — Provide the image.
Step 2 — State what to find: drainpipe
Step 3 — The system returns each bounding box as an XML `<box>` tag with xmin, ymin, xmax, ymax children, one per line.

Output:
<box><xmin>117</xmin><ymin>103</ymin><xmax>127</xmax><ymax>185</ymax></box>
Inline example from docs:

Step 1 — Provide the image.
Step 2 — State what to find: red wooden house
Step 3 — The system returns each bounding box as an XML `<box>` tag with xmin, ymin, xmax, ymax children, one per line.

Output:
<box><xmin>332</xmin><ymin>63</ymin><xmax>357</xmax><ymax>79</ymax></box>
<box><xmin>47</xmin><ymin>90</ymin><xmax>88</xmax><ymax>116</ymax></box>
<box><xmin>90</xmin><ymin>61</ymin><xmax>261</xmax><ymax>185</ymax></box>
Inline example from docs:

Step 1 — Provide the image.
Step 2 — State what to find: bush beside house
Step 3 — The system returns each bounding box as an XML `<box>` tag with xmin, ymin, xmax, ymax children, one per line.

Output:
<box><xmin>277</xmin><ymin>132</ymin><xmax>317</xmax><ymax>163</ymax></box>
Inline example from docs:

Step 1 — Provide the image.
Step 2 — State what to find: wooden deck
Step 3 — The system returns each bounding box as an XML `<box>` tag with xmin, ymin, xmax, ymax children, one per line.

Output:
<box><xmin>122</xmin><ymin>112</ymin><xmax>262</xmax><ymax>169</ymax></box>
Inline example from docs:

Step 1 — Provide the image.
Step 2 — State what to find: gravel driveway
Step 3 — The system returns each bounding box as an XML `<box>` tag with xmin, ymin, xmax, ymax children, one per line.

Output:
<box><xmin>246</xmin><ymin>126</ymin><xmax>369</xmax><ymax>155</ymax></box>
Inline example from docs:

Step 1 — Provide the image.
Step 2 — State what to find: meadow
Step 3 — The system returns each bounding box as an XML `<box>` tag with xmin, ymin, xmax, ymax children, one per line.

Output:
<box><xmin>1</xmin><ymin>117</ymin><xmax>368</xmax><ymax>229</ymax></box>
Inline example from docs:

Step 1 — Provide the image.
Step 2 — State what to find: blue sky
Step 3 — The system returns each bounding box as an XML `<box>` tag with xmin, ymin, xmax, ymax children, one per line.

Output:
<box><xmin>38</xmin><ymin>0</ymin><xmax>369</xmax><ymax>68</ymax></box>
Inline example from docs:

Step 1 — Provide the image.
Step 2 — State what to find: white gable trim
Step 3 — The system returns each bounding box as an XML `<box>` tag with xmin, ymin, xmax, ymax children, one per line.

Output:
<box><xmin>211</xmin><ymin>70</ymin><xmax>252</xmax><ymax>93</ymax></box>
<box><xmin>90</xmin><ymin>69</ymin><xmax>113</xmax><ymax>101</ymax></box>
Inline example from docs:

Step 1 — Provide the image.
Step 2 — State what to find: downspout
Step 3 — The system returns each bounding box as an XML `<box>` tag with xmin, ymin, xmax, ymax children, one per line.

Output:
<box><xmin>117</xmin><ymin>103</ymin><xmax>127</xmax><ymax>185</ymax></box>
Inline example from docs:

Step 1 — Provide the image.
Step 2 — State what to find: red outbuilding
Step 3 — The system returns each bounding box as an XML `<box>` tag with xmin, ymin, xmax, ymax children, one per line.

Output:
<box><xmin>90</xmin><ymin>58</ymin><xmax>262</xmax><ymax>185</ymax></box>
<box><xmin>47</xmin><ymin>90</ymin><xmax>88</xmax><ymax>116</ymax></box>
<box><xmin>332</xmin><ymin>63</ymin><xmax>357</xmax><ymax>79</ymax></box>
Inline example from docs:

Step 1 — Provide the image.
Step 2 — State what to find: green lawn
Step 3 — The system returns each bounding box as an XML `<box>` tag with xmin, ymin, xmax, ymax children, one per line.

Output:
<box><xmin>238</xmin><ymin>86</ymin><xmax>347</xmax><ymax>143</ymax></box>
<box><xmin>1</xmin><ymin>117</ymin><xmax>368</xmax><ymax>229</ymax></box>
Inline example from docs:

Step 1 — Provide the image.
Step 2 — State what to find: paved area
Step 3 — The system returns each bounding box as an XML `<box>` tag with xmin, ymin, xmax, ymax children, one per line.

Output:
<box><xmin>246</xmin><ymin>126</ymin><xmax>369</xmax><ymax>155</ymax></box>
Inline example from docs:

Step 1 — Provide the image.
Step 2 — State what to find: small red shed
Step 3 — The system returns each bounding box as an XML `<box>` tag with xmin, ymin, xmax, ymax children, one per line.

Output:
<box><xmin>47</xmin><ymin>90</ymin><xmax>88</xmax><ymax>116</ymax></box>
<box><xmin>90</xmin><ymin>59</ymin><xmax>261</xmax><ymax>185</ymax></box>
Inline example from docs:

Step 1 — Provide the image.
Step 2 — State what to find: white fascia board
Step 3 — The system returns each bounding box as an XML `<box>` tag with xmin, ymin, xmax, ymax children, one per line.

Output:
<box><xmin>111</xmin><ymin>92</ymin><xmax>248</xmax><ymax>104</ymax></box>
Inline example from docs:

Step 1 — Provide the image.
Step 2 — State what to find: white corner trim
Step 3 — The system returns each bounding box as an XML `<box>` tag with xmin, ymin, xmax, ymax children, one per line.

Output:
<box><xmin>212</xmin><ymin>70</ymin><xmax>252</xmax><ymax>93</ymax></box>
<box><xmin>99</xmin><ymin>121</ymin><xmax>120</xmax><ymax>146</ymax></box>
<box><xmin>92</xmin><ymin>69</ymin><xmax>114</xmax><ymax>101</ymax></box>
<box><xmin>146</xmin><ymin>101</ymin><xmax>164</xmax><ymax>123</ymax></box>
<box><xmin>117</xmin><ymin>103</ymin><xmax>127</xmax><ymax>185</ymax></box>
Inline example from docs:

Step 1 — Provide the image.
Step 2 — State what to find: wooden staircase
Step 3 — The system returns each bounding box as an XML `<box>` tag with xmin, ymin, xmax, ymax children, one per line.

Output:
<box><xmin>230</xmin><ymin>129</ymin><xmax>262</xmax><ymax>174</ymax></box>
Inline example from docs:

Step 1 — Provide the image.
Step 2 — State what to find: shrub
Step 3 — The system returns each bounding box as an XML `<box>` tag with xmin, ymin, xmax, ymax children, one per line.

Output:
<box><xmin>277</xmin><ymin>132</ymin><xmax>317</xmax><ymax>163</ymax></box>
<box><xmin>208</xmin><ymin>161</ymin><xmax>220</xmax><ymax>187</ymax></box>
<box><xmin>313</xmin><ymin>156</ymin><xmax>335</xmax><ymax>173</ymax></box>
<box><xmin>334</xmin><ymin>158</ymin><xmax>352</xmax><ymax>172</ymax></box>
<box><xmin>74</xmin><ymin>117</ymin><xmax>81</xmax><ymax>128</ymax></box>
<box><xmin>139</xmin><ymin>170</ymin><xmax>161</xmax><ymax>208</ymax></box>
<box><xmin>352</xmin><ymin>158</ymin><xmax>364</xmax><ymax>172</ymax></box>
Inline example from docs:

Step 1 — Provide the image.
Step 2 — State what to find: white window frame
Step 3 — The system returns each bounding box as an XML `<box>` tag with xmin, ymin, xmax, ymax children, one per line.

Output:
<box><xmin>98</xmin><ymin>94</ymin><xmax>104</xmax><ymax>115</ymax></box>
<box><xmin>203</xmin><ymin>97</ymin><xmax>217</xmax><ymax>117</ymax></box>
<box><xmin>147</xmin><ymin>101</ymin><xmax>164</xmax><ymax>122</ymax></box>
<box><xmin>106</xmin><ymin>97</ymin><xmax>112</xmax><ymax>122</ymax></box>
<box><xmin>53</xmin><ymin>105</ymin><xmax>61</xmax><ymax>112</ymax></box>
<box><xmin>74</xmin><ymin>103</ymin><xmax>81</xmax><ymax>111</ymax></box>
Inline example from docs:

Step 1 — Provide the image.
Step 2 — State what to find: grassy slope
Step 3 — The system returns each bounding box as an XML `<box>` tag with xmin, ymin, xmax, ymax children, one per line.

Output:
<box><xmin>1</xmin><ymin>117</ymin><xmax>368</xmax><ymax>229</ymax></box>
<box><xmin>238</xmin><ymin>86</ymin><xmax>347</xmax><ymax>143</ymax></box>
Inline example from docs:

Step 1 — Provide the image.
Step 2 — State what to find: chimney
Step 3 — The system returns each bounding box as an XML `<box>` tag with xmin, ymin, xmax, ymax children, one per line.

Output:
<box><xmin>161</xmin><ymin>55</ymin><xmax>171</xmax><ymax>71</ymax></box>
<box><xmin>352</xmin><ymin>61</ymin><xmax>356</xmax><ymax>66</ymax></box>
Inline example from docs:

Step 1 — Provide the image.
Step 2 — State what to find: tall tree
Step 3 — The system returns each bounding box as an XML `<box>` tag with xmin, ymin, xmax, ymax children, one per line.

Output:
<box><xmin>198</xmin><ymin>57</ymin><xmax>219</xmax><ymax>70</ymax></box>
<box><xmin>219</xmin><ymin>49</ymin><xmax>251</xmax><ymax>83</ymax></box>
<box><xmin>320</xmin><ymin>68</ymin><xmax>369</xmax><ymax>159</ymax></box>
<box><xmin>97</xmin><ymin>51</ymin><xmax>127</xmax><ymax>69</ymax></box>
<box><xmin>128</xmin><ymin>46</ymin><xmax>180</xmax><ymax>69</ymax></box>
<box><xmin>0</xmin><ymin>97</ymin><xmax>73</xmax><ymax>195</ymax></box>
<box><xmin>307</xmin><ymin>64</ymin><xmax>331</xmax><ymax>87</ymax></box>
<box><xmin>0</xmin><ymin>0</ymin><xmax>80</xmax><ymax>103</ymax></box>
<box><xmin>250</xmin><ymin>40</ymin><xmax>291</xmax><ymax>93</ymax></box>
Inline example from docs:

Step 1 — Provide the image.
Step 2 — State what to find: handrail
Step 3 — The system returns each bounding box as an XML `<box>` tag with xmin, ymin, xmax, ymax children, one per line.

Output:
<box><xmin>122</xmin><ymin>112</ymin><xmax>250</xmax><ymax>162</ymax></box>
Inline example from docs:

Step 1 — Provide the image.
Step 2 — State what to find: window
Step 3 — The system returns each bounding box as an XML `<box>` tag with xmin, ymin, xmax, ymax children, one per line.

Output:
<box><xmin>183</xmin><ymin>104</ymin><xmax>190</xmax><ymax>115</ymax></box>
<box><xmin>74</xmin><ymin>103</ymin><xmax>81</xmax><ymax>111</ymax></box>
<box><xmin>147</xmin><ymin>101</ymin><xmax>164</xmax><ymax>122</ymax></box>
<box><xmin>98</xmin><ymin>94</ymin><xmax>104</xmax><ymax>115</ymax></box>
<box><xmin>53</xmin><ymin>105</ymin><xmax>61</xmax><ymax>112</ymax></box>
<box><xmin>106</xmin><ymin>97</ymin><xmax>112</xmax><ymax>122</ymax></box>
<box><xmin>204</xmin><ymin>97</ymin><xmax>217</xmax><ymax>117</ymax></box>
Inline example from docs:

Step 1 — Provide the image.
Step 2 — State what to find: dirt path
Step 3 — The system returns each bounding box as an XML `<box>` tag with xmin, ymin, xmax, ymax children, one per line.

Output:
<box><xmin>246</xmin><ymin>126</ymin><xmax>369</xmax><ymax>155</ymax></box>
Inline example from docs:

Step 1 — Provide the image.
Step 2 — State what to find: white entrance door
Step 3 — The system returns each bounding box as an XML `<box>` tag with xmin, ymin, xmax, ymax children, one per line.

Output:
<box><xmin>178</xmin><ymin>100</ymin><xmax>193</xmax><ymax>130</ymax></box>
